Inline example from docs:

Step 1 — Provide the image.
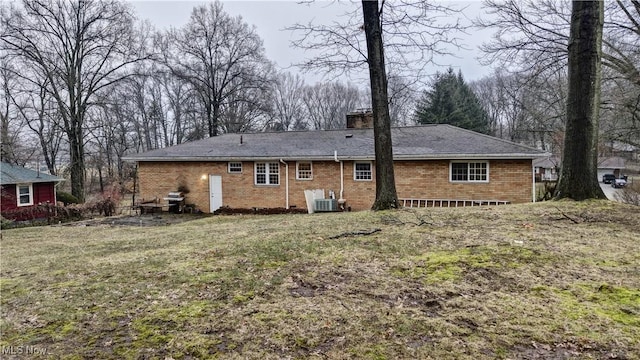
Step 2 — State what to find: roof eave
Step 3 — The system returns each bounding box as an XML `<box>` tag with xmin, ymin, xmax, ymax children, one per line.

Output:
<box><xmin>124</xmin><ymin>153</ymin><xmax>547</xmax><ymax>162</ymax></box>
<box><xmin>1</xmin><ymin>178</ymin><xmax>64</xmax><ymax>185</ymax></box>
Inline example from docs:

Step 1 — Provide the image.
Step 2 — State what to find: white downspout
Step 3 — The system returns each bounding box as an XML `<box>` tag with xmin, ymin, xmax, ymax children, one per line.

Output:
<box><xmin>532</xmin><ymin>159</ymin><xmax>536</xmax><ymax>203</ymax></box>
<box><xmin>280</xmin><ymin>159</ymin><xmax>289</xmax><ymax>209</ymax></box>
<box><xmin>335</xmin><ymin>151</ymin><xmax>345</xmax><ymax>205</ymax></box>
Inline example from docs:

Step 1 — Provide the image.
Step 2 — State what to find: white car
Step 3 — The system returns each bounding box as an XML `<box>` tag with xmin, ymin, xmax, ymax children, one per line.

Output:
<box><xmin>612</xmin><ymin>178</ymin><xmax>627</xmax><ymax>188</ymax></box>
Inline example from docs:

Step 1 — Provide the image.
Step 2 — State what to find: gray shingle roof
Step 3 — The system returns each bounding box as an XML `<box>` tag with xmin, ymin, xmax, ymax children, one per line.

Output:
<box><xmin>1</xmin><ymin>162</ymin><xmax>64</xmax><ymax>185</ymax></box>
<box><xmin>598</xmin><ymin>157</ymin><xmax>625</xmax><ymax>169</ymax></box>
<box><xmin>123</xmin><ymin>125</ymin><xmax>546</xmax><ymax>162</ymax></box>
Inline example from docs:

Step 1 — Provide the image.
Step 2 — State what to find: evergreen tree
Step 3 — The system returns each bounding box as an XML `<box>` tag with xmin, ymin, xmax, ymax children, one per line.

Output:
<box><xmin>415</xmin><ymin>68</ymin><xmax>490</xmax><ymax>134</ymax></box>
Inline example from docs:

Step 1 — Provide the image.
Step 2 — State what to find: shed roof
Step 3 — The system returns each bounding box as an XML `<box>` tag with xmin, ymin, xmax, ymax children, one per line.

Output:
<box><xmin>124</xmin><ymin>125</ymin><xmax>546</xmax><ymax>162</ymax></box>
<box><xmin>1</xmin><ymin>162</ymin><xmax>64</xmax><ymax>185</ymax></box>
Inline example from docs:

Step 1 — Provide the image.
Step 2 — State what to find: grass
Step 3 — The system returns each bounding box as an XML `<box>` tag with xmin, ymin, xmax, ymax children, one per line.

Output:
<box><xmin>1</xmin><ymin>200</ymin><xmax>639</xmax><ymax>359</ymax></box>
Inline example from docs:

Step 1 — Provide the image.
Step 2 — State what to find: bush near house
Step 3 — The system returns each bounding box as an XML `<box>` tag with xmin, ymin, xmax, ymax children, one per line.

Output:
<box><xmin>615</xmin><ymin>178</ymin><xmax>640</xmax><ymax>205</ymax></box>
<box><xmin>56</xmin><ymin>191</ymin><xmax>80</xmax><ymax>205</ymax></box>
<box><xmin>1</xmin><ymin>198</ymin><xmax>118</xmax><ymax>229</ymax></box>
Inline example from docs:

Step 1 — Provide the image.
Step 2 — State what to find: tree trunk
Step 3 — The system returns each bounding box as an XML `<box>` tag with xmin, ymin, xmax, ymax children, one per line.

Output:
<box><xmin>555</xmin><ymin>0</ymin><xmax>606</xmax><ymax>200</ymax></box>
<box><xmin>69</xmin><ymin>124</ymin><xmax>86</xmax><ymax>202</ymax></box>
<box><xmin>362</xmin><ymin>0</ymin><xmax>399</xmax><ymax>210</ymax></box>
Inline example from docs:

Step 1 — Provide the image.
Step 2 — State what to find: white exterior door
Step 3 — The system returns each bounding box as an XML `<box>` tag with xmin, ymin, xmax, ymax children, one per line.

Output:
<box><xmin>209</xmin><ymin>175</ymin><xmax>222</xmax><ymax>213</ymax></box>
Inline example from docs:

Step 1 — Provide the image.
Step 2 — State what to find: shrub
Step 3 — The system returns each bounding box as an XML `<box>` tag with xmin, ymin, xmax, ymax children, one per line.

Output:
<box><xmin>615</xmin><ymin>180</ymin><xmax>640</xmax><ymax>206</ymax></box>
<box><xmin>1</xmin><ymin>199</ymin><xmax>117</xmax><ymax>229</ymax></box>
<box><xmin>87</xmin><ymin>198</ymin><xmax>117</xmax><ymax>216</ymax></box>
<box><xmin>536</xmin><ymin>181</ymin><xmax>557</xmax><ymax>201</ymax></box>
<box><xmin>57</xmin><ymin>191</ymin><xmax>80</xmax><ymax>205</ymax></box>
<box><xmin>1</xmin><ymin>215</ymin><xmax>14</xmax><ymax>230</ymax></box>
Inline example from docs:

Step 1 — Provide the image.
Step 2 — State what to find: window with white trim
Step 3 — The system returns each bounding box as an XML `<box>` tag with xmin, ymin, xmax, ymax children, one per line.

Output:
<box><xmin>450</xmin><ymin>161</ymin><xmax>489</xmax><ymax>182</ymax></box>
<box><xmin>228</xmin><ymin>162</ymin><xmax>242</xmax><ymax>173</ymax></box>
<box><xmin>354</xmin><ymin>162</ymin><xmax>372</xmax><ymax>181</ymax></box>
<box><xmin>17</xmin><ymin>184</ymin><xmax>33</xmax><ymax>206</ymax></box>
<box><xmin>296</xmin><ymin>162</ymin><xmax>313</xmax><ymax>180</ymax></box>
<box><xmin>255</xmin><ymin>162</ymin><xmax>280</xmax><ymax>185</ymax></box>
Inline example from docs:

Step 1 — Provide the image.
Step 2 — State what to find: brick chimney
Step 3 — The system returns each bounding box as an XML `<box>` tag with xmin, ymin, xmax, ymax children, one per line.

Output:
<box><xmin>346</xmin><ymin>109</ymin><xmax>373</xmax><ymax>129</ymax></box>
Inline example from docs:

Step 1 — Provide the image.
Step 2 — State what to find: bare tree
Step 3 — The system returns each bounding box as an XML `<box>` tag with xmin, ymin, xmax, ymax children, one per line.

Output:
<box><xmin>479</xmin><ymin>0</ymin><xmax>640</xmax><ymax>86</ymax></box>
<box><xmin>472</xmin><ymin>70</ymin><xmax>524</xmax><ymax>141</ymax></box>
<box><xmin>123</xmin><ymin>71</ymin><xmax>163</xmax><ymax>152</ymax></box>
<box><xmin>86</xmin><ymin>99</ymin><xmax>137</xmax><ymax>193</ymax></box>
<box><xmin>290</xmin><ymin>0</ymin><xmax>466</xmax><ymax>81</ymax></box>
<box><xmin>1</xmin><ymin>0</ymin><xmax>150</xmax><ymax>201</ymax></box>
<box><xmin>12</xmin><ymin>76</ymin><xmax>64</xmax><ymax>175</ymax></box>
<box><xmin>267</xmin><ymin>72</ymin><xmax>308</xmax><ymax>131</ymax></box>
<box><xmin>478</xmin><ymin>0</ymin><xmax>571</xmax><ymax>78</ymax></box>
<box><xmin>387</xmin><ymin>74</ymin><xmax>417</xmax><ymax>126</ymax></box>
<box><xmin>0</xmin><ymin>59</ymin><xmax>26</xmax><ymax>164</ymax></box>
<box><xmin>362</xmin><ymin>0</ymin><xmax>398</xmax><ymax>209</ymax></box>
<box><xmin>156</xmin><ymin>71</ymin><xmax>193</xmax><ymax>146</ymax></box>
<box><xmin>303</xmin><ymin>82</ymin><xmax>363</xmax><ymax>130</ymax></box>
<box><xmin>555</xmin><ymin>0</ymin><xmax>606</xmax><ymax>200</ymax></box>
<box><xmin>290</xmin><ymin>1</ymin><xmax>466</xmax><ymax>209</ymax></box>
<box><xmin>219</xmin><ymin>82</ymin><xmax>272</xmax><ymax>133</ymax></box>
<box><xmin>517</xmin><ymin>71</ymin><xmax>568</xmax><ymax>152</ymax></box>
<box><xmin>473</xmin><ymin>68</ymin><xmax>568</xmax><ymax>155</ymax></box>
<box><xmin>602</xmin><ymin>0</ymin><xmax>640</xmax><ymax>86</ymax></box>
<box><xmin>600</xmin><ymin>68</ymin><xmax>640</xmax><ymax>148</ymax></box>
<box><xmin>471</xmin><ymin>74</ymin><xmax>504</xmax><ymax>137</ymax></box>
<box><xmin>163</xmin><ymin>1</ymin><xmax>272</xmax><ymax>138</ymax></box>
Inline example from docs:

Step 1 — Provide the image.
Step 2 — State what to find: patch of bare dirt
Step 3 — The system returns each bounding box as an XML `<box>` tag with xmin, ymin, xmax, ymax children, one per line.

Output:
<box><xmin>510</xmin><ymin>341</ymin><xmax>630</xmax><ymax>359</ymax></box>
<box><xmin>63</xmin><ymin>213</ymin><xmax>212</xmax><ymax>227</ymax></box>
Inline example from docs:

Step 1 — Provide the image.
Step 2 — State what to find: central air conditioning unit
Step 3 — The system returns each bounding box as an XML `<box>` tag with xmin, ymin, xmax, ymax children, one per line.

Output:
<box><xmin>314</xmin><ymin>199</ymin><xmax>337</xmax><ymax>212</ymax></box>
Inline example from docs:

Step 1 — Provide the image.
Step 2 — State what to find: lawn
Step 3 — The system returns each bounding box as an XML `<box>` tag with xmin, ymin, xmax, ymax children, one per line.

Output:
<box><xmin>1</xmin><ymin>200</ymin><xmax>639</xmax><ymax>359</ymax></box>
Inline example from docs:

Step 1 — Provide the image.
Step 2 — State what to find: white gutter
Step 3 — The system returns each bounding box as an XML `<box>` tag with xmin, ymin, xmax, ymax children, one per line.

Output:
<box><xmin>123</xmin><ymin>153</ymin><xmax>547</xmax><ymax>162</ymax></box>
<box><xmin>280</xmin><ymin>159</ymin><xmax>289</xmax><ymax>209</ymax></box>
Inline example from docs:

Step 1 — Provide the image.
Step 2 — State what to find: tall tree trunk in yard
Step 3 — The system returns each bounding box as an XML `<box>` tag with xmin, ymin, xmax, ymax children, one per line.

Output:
<box><xmin>362</xmin><ymin>0</ymin><xmax>399</xmax><ymax>210</ymax></box>
<box><xmin>69</xmin><ymin>122</ymin><xmax>86</xmax><ymax>202</ymax></box>
<box><xmin>555</xmin><ymin>0</ymin><xmax>606</xmax><ymax>200</ymax></box>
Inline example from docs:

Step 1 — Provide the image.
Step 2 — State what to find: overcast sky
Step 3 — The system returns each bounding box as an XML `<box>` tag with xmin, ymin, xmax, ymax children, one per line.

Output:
<box><xmin>130</xmin><ymin>0</ymin><xmax>494</xmax><ymax>85</ymax></box>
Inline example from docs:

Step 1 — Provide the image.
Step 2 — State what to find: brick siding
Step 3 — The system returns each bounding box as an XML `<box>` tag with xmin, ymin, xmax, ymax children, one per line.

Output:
<box><xmin>137</xmin><ymin>159</ymin><xmax>533</xmax><ymax>212</ymax></box>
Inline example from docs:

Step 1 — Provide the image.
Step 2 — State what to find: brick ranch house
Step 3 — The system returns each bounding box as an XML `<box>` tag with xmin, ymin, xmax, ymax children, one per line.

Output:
<box><xmin>124</xmin><ymin>124</ymin><xmax>546</xmax><ymax>212</ymax></box>
<box><xmin>1</xmin><ymin>162</ymin><xmax>63</xmax><ymax>220</ymax></box>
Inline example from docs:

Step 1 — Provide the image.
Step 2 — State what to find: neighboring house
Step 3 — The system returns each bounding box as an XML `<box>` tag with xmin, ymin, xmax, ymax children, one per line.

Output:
<box><xmin>1</xmin><ymin>162</ymin><xmax>64</xmax><ymax>219</ymax></box>
<box><xmin>534</xmin><ymin>156</ymin><xmax>627</xmax><ymax>183</ymax></box>
<box><xmin>533</xmin><ymin>156</ymin><xmax>560</xmax><ymax>182</ymax></box>
<box><xmin>597</xmin><ymin>157</ymin><xmax>626</xmax><ymax>179</ymax></box>
<box><xmin>124</xmin><ymin>125</ymin><xmax>546</xmax><ymax>212</ymax></box>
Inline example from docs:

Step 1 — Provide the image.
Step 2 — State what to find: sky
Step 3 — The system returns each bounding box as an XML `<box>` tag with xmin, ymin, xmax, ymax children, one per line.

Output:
<box><xmin>130</xmin><ymin>0</ymin><xmax>495</xmax><ymax>85</ymax></box>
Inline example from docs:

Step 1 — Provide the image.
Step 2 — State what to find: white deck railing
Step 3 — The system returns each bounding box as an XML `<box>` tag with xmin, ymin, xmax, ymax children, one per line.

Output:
<box><xmin>399</xmin><ymin>198</ymin><xmax>510</xmax><ymax>208</ymax></box>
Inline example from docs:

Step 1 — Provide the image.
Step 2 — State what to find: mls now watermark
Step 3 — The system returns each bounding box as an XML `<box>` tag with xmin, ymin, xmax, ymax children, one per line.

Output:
<box><xmin>1</xmin><ymin>345</ymin><xmax>48</xmax><ymax>356</ymax></box>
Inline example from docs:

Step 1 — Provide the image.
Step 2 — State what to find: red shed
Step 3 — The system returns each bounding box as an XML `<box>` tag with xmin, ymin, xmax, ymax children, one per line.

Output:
<box><xmin>1</xmin><ymin>162</ymin><xmax>64</xmax><ymax>220</ymax></box>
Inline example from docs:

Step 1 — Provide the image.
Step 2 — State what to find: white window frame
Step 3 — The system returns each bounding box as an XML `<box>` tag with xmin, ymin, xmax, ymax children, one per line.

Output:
<box><xmin>354</xmin><ymin>161</ymin><xmax>373</xmax><ymax>181</ymax></box>
<box><xmin>296</xmin><ymin>161</ymin><xmax>313</xmax><ymax>180</ymax></box>
<box><xmin>228</xmin><ymin>162</ymin><xmax>243</xmax><ymax>174</ymax></box>
<box><xmin>450</xmin><ymin>161</ymin><xmax>489</xmax><ymax>183</ymax></box>
<box><xmin>16</xmin><ymin>183</ymin><xmax>34</xmax><ymax>206</ymax></box>
<box><xmin>255</xmin><ymin>162</ymin><xmax>280</xmax><ymax>185</ymax></box>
